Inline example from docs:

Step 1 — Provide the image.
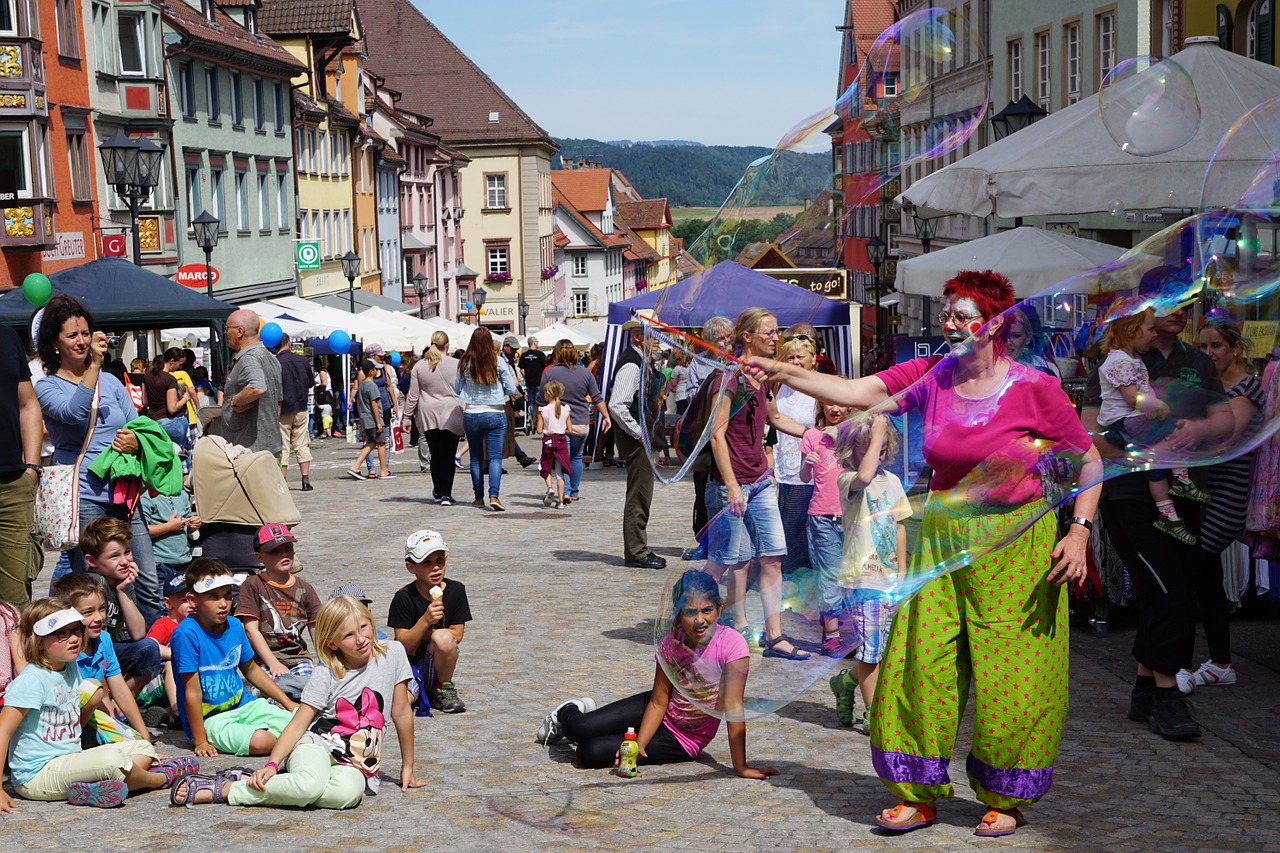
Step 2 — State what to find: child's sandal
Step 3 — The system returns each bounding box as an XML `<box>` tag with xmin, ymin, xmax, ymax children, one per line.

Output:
<box><xmin>875</xmin><ymin>800</ymin><xmax>937</xmax><ymax>833</ymax></box>
<box><xmin>67</xmin><ymin>779</ymin><xmax>128</xmax><ymax>808</ymax></box>
<box><xmin>974</xmin><ymin>807</ymin><xmax>1025</xmax><ymax>837</ymax></box>
<box><xmin>155</xmin><ymin>756</ymin><xmax>200</xmax><ymax>789</ymax></box>
<box><xmin>169</xmin><ymin>773</ymin><xmax>230</xmax><ymax>807</ymax></box>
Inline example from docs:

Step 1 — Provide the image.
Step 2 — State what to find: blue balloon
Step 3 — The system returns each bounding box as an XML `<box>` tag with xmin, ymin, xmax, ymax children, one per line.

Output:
<box><xmin>328</xmin><ymin>329</ymin><xmax>351</xmax><ymax>354</ymax></box>
<box><xmin>465</xmin><ymin>301</ymin><xmax>474</xmax><ymax>310</ymax></box>
<box><xmin>389</xmin><ymin>351</ymin><xmax>401</xmax><ymax>367</ymax></box>
<box><xmin>260</xmin><ymin>321</ymin><xmax>283</xmax><ymax>349</ymax></box>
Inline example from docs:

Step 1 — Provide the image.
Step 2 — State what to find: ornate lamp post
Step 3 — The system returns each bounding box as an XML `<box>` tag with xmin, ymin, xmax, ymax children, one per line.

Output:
<box><xmin>518</xmin><ymin>295</ymin><xmax>529</xmax><ymax>336</ymax></box>
<box><xmin>339</xmin><ymin>250</ymin><xmax>361</xmax><ymax>313</ymax></box>
<box><xmin>192</xmin><ymin>210</ymin><xmax>220</xmax><ymax>297</ymax></box>
<box><xmin>990</xmin><ymin>95</ymin><xmax>1048</xmax><ymax>141</ymax></box>
<box><xmin>412</xmin><ymin>272</ymin><xmax>429</xmax><ymax>319</ymax></box>
<box><xmin>473</xmin><ymin>285</ymin><xmax>487</xmax><ymax>323</ymax></box>
<box><xmin>912</xmin><ymin>214</ymin><xmax>938</xmax><ymax>254</ymax></box>
<box><xmin>866</xmin><ymin>235</ymin><xmax>887</xmax><ymax>369</ymax></box>
<box><xmin>98</xmin><ymin>129</ymin><xmax>165</xmax><ymax>264</ymax></box>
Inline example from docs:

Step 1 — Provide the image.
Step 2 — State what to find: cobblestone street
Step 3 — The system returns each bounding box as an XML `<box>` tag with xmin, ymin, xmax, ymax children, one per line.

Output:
<box><xmin>7</xmin><ymin>435</ymin><xmax>1280</xmax><ymax>852</ymax></box>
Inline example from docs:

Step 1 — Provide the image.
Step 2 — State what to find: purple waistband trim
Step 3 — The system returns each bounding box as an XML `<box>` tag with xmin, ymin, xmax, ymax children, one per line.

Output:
<box><xmin>871</xmin><ymin>747</ymin><xmax>951</xmax><ymax>786</ymax></box>
<box><xmin>965</xmin><ymin>752</ymin><xmax>1054</xmax><ymax>800</ymax></box>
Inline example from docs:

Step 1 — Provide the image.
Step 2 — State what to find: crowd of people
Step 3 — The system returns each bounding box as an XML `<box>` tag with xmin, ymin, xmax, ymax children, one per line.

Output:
<box><xmin>0</xmin><ymin>276</ymin><xmax>1269</xmax><ymax>837</ymax></box>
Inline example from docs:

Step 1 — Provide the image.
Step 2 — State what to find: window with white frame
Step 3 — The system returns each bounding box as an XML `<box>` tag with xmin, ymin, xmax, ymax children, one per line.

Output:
<box><xmin>572</xmin><ymin>289</ymin><xmax>589</xmax><ymax>316</ymax></box>
<box><xmin>318</xmin><ymin>129</ymin><xmax>328</xmax><ymax>175</ymax></box>
<box><xmin>235</xmin><ymin>171</ymin><xmax>247</xmax><ymax>230</ymax></box>
<box><xmin>118</xmin><ymin>12</ymin><xmax>147</xmax><ymax>76</ymax></box>
<box><xmin>184</xmin><ymin>166</ymin><xmax>200</xmax><ymax>224</ymax></box>
<box><xmin>322</xmin><ymin>210</ymin><xmax>331</xmax><ymax>257</ymax></box>
<box><xmin>205</xmin><ymin>67</ymin><xmax>219</xmax><ymax>121</ymax></box>
<box><xmin>486</xmin><ymin>174</ymin><xmax>506</xmax><ymax>208</ymax></box>
<box><xmin>1035</xmin><ymin>31</ymin><xmax>1051</xmax><ymax>109</ymax></box>
<box><xmin>883</xmin><ymin>72</ymin><xmax>899</xmax><ymax>97</ymax></box>
<box><xmin>1097</xmin><ymin>13</ymin><xmax>1116</xmax><ymax>84</ymax></box>
<box><xmin>178</xmin><ymin>61</ymin><xmax>195</xmax><ymax>118</ymax></box>
<box><xmin>487</xmin><ymin>245</ymin><xmax>509</xmax><ymax>275</ymax></box>
<box><xmin>91</xmin><ymin>2</ymin><xmax>111</xmax><ymax>74</ymax></box>
<box><xmin>209</xmin><ymin>164</ymin><xmax>223</xmax><ymax>222</ymax></box>
<box><xmin>229</xmin><ymin>70</ymin><xmax>242</xmax><ymax>125</ymax></box>
<box><xmin>330</xmin><ymin>130</ymin><xmax>339</xmax><ymax>177</ymax></box>
<box><xmin>257</xmin><ymin>170</ymin><xmax>269</xmax><ymax>229</ymax></box>
<box><xmin>0</xmin><ymin>0</ymin><xmax>15</xmax><ymax>35</ymax></box>
<box><xmin>307</xmin><ymin>128</ymin><xmax>316</xmax><ymax>173</ymax></box>
<box><xmin>1065</xmin><ymin>22</ymin><xmax>1081</xmax><ymax>105</ymax></box>
<box><xmin>572</xmin><ymin>255</ymin><xmax>587</xmax><ymax>276</ymax></box>
<box><xmin>273</xmin><ymin>81</ymin><xmax>284</xmax><ymax>131</ymax></box>
<box><xmin>340</xmin><ymin>133</ymin><xmax>348</xmax><ymax>175</ymax></box>
<box><xmin>276</xmin><ymin>172</ymin><xmax>287</xmax><ymax>229</ymax></box>
<box><xmin>252</xmin><ymin>78</ymin><xmax>265</xmax><ymax>131</ymax></box>
<box><xmin>67</xmin><ymin>126</ymin><xmax>92</xmax><ymax>201</ymax></box>
<box><xmin>56</xmin><ymin>0</ymin><xmax>81</xmax><ymax>58</ymax></box>
<box><xmin>1009</xmin><ymin>40</ymin><xmax>1023</xmax><ymax>102</ymax></box>
<box><xmin>294</xmin><ymin>127</ymin><xmax>304</xmax><ymax>170</ymax></box>
<box><xmin>342</xmin><ymin>210</ymin><xmax>350</xmax><ymax>254</ymax></box>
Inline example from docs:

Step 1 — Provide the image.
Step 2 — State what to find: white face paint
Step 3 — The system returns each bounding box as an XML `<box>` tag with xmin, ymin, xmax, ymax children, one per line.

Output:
<box><xmin>943</xmin><ymin>298</ymin><xmax>984</xmax><ymax>352</ymax></box>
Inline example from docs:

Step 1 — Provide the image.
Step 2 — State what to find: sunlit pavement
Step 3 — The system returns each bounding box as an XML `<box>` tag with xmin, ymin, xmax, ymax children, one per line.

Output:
<box><xmin>10</xmin><ymin>434</ymin><xmax>1280</xmax><ymax>852</ymax></box>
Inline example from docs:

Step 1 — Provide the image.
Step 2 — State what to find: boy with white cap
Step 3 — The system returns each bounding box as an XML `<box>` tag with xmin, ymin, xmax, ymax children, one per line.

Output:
<box><xmin>387</xmin><ymin>530</ymin><xmax>472</xmax><ymax>714</ymax></box>
<box><xmin>171</xmin><ymin>557</ymin><xmax>297</xmax><ymax>757</ymax></box>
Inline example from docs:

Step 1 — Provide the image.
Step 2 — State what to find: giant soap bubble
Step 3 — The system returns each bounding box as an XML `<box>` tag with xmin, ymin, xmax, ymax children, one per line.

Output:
<box><xmin>649</xmin><ymin>216</ymin><xmax>1280</xmax><ymax>722</ymax></box>
<box><xmin>1099</xmin><ymin>56</ymin><xmax>1200</xmax><ymax>156</ymax></box>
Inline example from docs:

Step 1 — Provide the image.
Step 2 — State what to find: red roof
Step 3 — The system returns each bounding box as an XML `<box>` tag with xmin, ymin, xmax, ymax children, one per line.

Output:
<box><xmin>258</xmin><ymin>0</ymin><xmax>352</xmax><ymax>35</ymax></box>
<box><xmin>553</xmin><ymin>227</ymin><xmax>570</xmax><ymax>249</ymax></box>
<box><xmin>615</xmin><ymin>199</ymin><xmax>671</xmax><ymax>232</ymax></box>
<box><xmin>552</xmin><ymin>187</ymin><xmax>629</xmax><ymax>251</ymax></box>
<box><xmin>357</xmin><ymin>0</ymin><xmax>555</xmax><ymax>148</ymax></box>
<box><xmin>162</xmin><ymin>1</ymin><xmax>305</xmax><ymax>75</ymax></box>
<box><xmin>551</xmin><ymin>169</ymin><xmax>612</xmax><ymax>213</ymax></box>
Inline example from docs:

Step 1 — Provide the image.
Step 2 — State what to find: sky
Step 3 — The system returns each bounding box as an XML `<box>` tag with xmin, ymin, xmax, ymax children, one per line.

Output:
<box><xmin>414</xmin><ymin>0</ymin><xmax>841</xmax><ymax>148</ymax></box>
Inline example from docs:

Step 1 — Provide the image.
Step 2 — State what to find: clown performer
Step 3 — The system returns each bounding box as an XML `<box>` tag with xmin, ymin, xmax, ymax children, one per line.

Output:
<box><xmin>751</xmin><ymin>271</ymin><xmax>1103</xmax><ymax>838</ymax></box>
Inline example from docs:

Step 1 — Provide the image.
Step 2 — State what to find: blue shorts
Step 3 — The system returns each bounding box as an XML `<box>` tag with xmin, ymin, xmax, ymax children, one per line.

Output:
<box><xmin>115</xmin><ymin>638</ymin><xmax>163</xmax><ymax>682</ymax></box>
<box><xmin>806</xmin><ymin>514</ymin><xmax>845</xmax><ymax>617</ymax></box>
<box><xmin>704</xmin><ymin>479</ymin><xmax>787</xmax><ymax>566</ymax></box>
<box><xmin>848</xmin><ymin>589</ymin><xmax>894</xmax><ymax>665</ymax></box>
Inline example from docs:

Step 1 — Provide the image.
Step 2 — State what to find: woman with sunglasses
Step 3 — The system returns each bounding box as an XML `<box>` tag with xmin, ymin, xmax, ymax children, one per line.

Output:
<box><xmin>749</xmin><ymin>271</ymin><xmax>1102</xmax><ymax>838</ymax></box>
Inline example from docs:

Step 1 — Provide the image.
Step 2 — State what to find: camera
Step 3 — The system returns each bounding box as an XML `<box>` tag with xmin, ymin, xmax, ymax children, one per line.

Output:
<box><xmin>106</xmin><ymin>334</ymin><xmax>122</xmax><ymax>348</ymax></box>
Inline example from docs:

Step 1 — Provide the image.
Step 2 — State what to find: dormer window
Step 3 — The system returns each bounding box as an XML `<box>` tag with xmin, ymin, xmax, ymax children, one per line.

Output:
<box><xmin>245</xmin><ymin>8</ymin><xmax>255</xmax><ymax>33</ymax></box>
<box><xmin>201</xmin><ymin>0</ymin><xmax>214</xmax><ymax>22</ymax></box>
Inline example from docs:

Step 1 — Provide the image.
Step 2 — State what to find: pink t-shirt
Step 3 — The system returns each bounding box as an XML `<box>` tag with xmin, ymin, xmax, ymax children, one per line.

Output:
<box><xmin>799</xmin><ymin>427</ymin><xmax>843</xmax><ymax>516</ymax></box>
<box><xmin>655</xmin><ymin>624</ymin><xmax>749</xmax><ymax>756</ymax></box>
<box><xmin>879</xmin><ymin>356</ymin><xmax>1092</xmax><ymax>507</ymax></box>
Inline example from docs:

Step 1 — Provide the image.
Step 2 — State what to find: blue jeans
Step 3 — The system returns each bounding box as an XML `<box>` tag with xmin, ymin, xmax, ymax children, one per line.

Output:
<box><xmin>567</xmin><ymin>432</ymin><xmax>587</xmax><ymax>498</ymax></box>
<box><xmin>52</xmin><ymin>497</ymin><xmax>162</xmax><ymax>627</ymax></box>
<box><xmin>156</xmin><ymin>416</ymin><xmax>190</xmax><ymax>450</ymax></box>
<box><xmin>704</xmin><ymin>479</ymin><xmax>787</xmax><ymax>566</ymax></box>
<box><xmin>463</xmin><ymin>411</ymin><xmax>506</xmax><ymax>499</ymax></box>
<box><xmin>526</xmin><ymin>384</ymin><xmax>540</xmax><ymax>431</ymax></box>
<box><xmin>806</xmin><ymin>514</ymin><xmax>845</xmax><ymax>618</ymax></box>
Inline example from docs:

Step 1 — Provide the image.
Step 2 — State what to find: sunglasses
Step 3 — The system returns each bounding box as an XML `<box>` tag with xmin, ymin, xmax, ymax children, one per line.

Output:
<box><xmin>784</xmin><ymin>334</ymin><xmax>815</xmax><ymax>343</ymax></box>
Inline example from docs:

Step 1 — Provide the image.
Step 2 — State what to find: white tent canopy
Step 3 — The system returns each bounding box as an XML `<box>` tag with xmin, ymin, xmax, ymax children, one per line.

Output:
<box><xmin>247</xmin><ymin>297</ymin><xmax>416</xmax><ymax>351</ymax></box>
<box><xmin>897</xmin><ymin>39</ymin><xmax>1280</xmax><ymax>219</ymax></box>
<box><xmin>895</xmin><ymin>226</ymin><xmax>1127</xmax><ymax>298</ymax></box>
<box><xmin>359</xmin><ymin>306</ymin><xmax>497</xmax><ymax>353</ymax></box>
<box><xmin>526</xmin><ymin>321</ymin><xmax>600</xmax><ymax>349</ymax></box>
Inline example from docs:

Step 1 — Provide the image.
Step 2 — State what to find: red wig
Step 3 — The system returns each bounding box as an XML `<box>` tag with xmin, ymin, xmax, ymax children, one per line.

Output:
<box><xmin>941</xmin><ymin>270</ymin><xmax>1016</xmax><ymax>320</ymax></box>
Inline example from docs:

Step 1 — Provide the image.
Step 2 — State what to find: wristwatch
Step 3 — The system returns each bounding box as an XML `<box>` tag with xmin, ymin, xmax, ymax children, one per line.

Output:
<box><xmin>1070</xmin><ymin>516</ymin><xmax>1094</xmax><ymax>532</ymax></box>
<box><xmin>22</xmin><ymin>463</ymin><xmax>41</xmax><ymax>478</ymax></box>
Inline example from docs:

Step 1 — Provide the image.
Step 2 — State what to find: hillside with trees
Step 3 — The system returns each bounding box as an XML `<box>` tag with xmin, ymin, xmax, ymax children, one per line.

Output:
<box><xmin>555</xmin><ymin>138</ymin><xmax>830</xmax><ymax>208</ymax></box>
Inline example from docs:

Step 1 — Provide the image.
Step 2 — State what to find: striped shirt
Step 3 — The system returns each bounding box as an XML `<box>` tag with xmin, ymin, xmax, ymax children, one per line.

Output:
<box><xmin>1200</xmin><ymin>374</ymin><xmax>1265</xmax><ymax>554</ymax></box>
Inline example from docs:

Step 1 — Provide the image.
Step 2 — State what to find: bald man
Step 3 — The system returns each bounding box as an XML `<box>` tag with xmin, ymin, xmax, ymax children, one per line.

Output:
<box><xmin>220</xmin><ymin>309</ymin><xmax>282</xmax><ymax>453</ymax></box>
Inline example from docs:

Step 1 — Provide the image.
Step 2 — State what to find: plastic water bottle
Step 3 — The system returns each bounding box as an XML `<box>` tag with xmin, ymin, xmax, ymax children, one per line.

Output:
<box><xmin>616</xmin><ymin>727</ymin><xmax>639</xmax><ymax>778</ymax></box>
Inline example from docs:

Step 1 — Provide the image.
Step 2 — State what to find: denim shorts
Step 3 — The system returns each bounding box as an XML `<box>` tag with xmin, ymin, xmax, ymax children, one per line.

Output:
<box><xmin>806</xmin><ymin>514</ymin><xmax>845</xmax><ymax>616</ymax></box>
<box><xmin>849</xmin><ymin>588</ymin><xmax>895</xmax><ymax>665</ymax></box>
<box><xmin>704</xmin><ymin>479</ymin><xmax>787</xmax><ymax>565</ymax></box>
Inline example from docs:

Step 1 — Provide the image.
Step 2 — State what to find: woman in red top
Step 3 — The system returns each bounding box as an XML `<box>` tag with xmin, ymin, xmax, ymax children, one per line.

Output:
<box><xmin>754</xmin><ymin>271</ymin><xmax>1103</xmax><ymax>838</ymax></box>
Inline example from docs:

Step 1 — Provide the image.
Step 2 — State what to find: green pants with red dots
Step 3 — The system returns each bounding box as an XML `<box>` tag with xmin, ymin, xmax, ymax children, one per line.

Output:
<box><xmin>869</xmin><ymin>498</ymin><xmax>1069</xmax><ymax>810</ymax></box>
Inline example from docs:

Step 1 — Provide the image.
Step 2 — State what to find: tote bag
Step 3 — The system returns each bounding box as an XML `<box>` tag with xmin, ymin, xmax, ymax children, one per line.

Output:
<box><xmin>33</xmin><ymin>383</ymin><xmax>98</xmax><ymax>551</ymax></box>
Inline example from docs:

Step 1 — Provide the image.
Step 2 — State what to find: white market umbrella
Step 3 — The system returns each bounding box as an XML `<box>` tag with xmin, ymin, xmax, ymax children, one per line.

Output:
<box><xmin>895</xmin><ymin>226</ymin><xmax>1126</xmax><ymax>298</ymax></box>
<box><xmin>897</xmin><ymin>39</ymin><xmax>1280</xmax><ymax>219</ymax></box>
<box><xmin>527</xmin><ymin>321</ymin><xmax>600</xmax><ymax>349</ymax></box>
<box><xmin>251</xmin><ymin>297</ymin><xmax>416</xmax><ymax>351</ymax></box>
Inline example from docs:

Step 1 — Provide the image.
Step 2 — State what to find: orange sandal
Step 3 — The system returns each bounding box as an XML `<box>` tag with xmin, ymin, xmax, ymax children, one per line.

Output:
<box><xmin>974</xmin><ymin>807</ymin><xmax>1025</xmax><ymax>837</ymax></box>
<box><xmin>875</xmin><ymin>801</ymin><xmax>937</xmax><ymax>833</ymax></box>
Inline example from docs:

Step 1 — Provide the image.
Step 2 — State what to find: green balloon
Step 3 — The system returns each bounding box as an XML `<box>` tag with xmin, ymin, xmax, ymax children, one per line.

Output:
<box><xmin>22</xmin><ymin>273</ymin><xmax>51</xmax><ymax>307</ymax></box>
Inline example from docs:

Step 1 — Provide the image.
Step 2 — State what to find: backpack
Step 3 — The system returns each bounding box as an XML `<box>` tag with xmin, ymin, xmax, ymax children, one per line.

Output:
<box><xmin>673</xmin><ymin>369</ymin><xmax>751</xmax><ymax>467</ymax></box>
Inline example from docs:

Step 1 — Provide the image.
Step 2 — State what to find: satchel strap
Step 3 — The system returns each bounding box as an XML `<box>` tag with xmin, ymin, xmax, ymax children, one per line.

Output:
<box><xmin>75</xmin><ymin>381</ymin><xmax>100</xmax><ymax>467</ymax></box>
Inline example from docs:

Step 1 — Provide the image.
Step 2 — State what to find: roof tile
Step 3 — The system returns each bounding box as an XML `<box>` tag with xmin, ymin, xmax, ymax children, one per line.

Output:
<box><xmin>163</xmin><ymin>1</ymin><xmax>305</xmax><ymax>73</ymax></box>
<box><xmin>615</xmin><ymin>198</ymin><xmax>671</xmax><ymax>232</ymax></box>
<box><xmin>551</xmin><ymin>169</ymin><xmax>612</xmax><ymax>212</ymax></box>
<box><xmin>258</xmin><ymin>0</ymin><xmax>352</xmax><ymax>35</ymax></box>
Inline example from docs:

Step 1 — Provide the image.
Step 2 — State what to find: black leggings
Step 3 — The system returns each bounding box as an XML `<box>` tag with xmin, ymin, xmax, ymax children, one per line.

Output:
<box><xmin>423</xmin><ymin>429</ymin><xmax>461</xmax><ymax>499</ymax></box>
<box><xmin>560</xmin><ymin>691</ymin><xmax>697</xmax><ymax>769</ymax></box>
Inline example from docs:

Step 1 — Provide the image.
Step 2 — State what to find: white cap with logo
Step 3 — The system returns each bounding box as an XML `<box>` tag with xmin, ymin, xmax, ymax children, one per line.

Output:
<box><xmin>405</xmin><ymin>529</ymin><xmax>449</xmax><ymax>562</ymax></box>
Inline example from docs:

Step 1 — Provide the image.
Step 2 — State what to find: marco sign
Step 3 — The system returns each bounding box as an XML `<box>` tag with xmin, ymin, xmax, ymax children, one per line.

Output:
<box><xmin>175</xmin><ymin>263</ymin><xmax>220</xmax><ymax>289</ymax></box>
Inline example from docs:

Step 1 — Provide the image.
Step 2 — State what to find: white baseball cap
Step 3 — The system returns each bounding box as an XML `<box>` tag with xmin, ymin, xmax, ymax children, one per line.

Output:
<box><xmin>405</xmin><ymin>529</ymin><xmax>449</xmax><ymax>562</ymax></box>
<box><xmin>34</xmin><ymin>608</ymin><xmax>86</xmax><ymax>637</ymax></box>
<box><xmin>190</xmin><ymin>574</ymin><xmax>246</xmax><ymax>595</ymax></box>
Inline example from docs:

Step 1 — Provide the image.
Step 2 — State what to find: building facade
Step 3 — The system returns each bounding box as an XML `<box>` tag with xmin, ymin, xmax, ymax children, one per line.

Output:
<box><xmin>1188</xmin><ymin>1</ymin><xmax>1273</xmax><ymax>62</ymax></box>
<box><xmin>163</xmin><ymin>0</ymin><xmax>303</xmax><ymax>301</ymax></box>
<box><xmin>551</xmin><ymin>168</ymin><xmax>626</xmax><ymax>322</ymax></box>
<box><xmin>615</xmin><ymin>198</ymin><xmax>676</xmax><ymax>292</ymax></box>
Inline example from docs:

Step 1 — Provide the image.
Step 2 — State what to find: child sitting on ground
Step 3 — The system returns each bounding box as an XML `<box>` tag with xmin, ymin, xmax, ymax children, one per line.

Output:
<box><xmin>0</xmin><ymin>600</ymin><xmax>195</xmax><ymax>811</ymax></box>
<box><xmin>1096</xmin><ymin>305</ymin><xmax>1209</xmax><ymax>544</ymax></box>
<box><xmin>537</xmin><ymin>380</ymin><xmax>572</xmax><ymax>509</ymax></box>
<box><xmin>172</xmin><ymin>558</ymin><xmax>297</xmax><ymax>757</ymax></box>
<box><xmin>536</xmin><ymin>570</ymin><xmax>778</xmax><ymax>780</ymax></box>
<box><xmin>170</xmin><ymin>595</ymin><xmax>424</xmax><ymax>807</ymax></box>
<box><xmin>387</xmin><ymin>530</ymin><xmax>472</xmax><ymax>714</ymax></box>
<box><xmin>136</xmin><ymin>575</ymin><xmax>194</xmax><ymax>728</ymax></box>
<box><xmin>829</xmin><ymin>414</ymin><xmax>912</xmax><ymax>736</ymax></box>
<box><xmin>234</xmin><ymin>524</ymin><xmax>321</xmax><ymax>700</ymax></box>
<box><xmin>140</xmin><ymin>483</ymin><xmax>201</xmax><ymax>587</ymax></box>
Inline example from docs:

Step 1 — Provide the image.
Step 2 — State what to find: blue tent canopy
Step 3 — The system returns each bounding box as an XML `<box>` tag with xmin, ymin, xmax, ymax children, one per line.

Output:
<box><xmin>606</xmin><ymin>261</ymin><xmax>852</xmax><ymax>328</ymax></box>
<box><xmin>0</xmin><ymin>257</ymin><xmax>236</xmax><ymax>331</ymax></box>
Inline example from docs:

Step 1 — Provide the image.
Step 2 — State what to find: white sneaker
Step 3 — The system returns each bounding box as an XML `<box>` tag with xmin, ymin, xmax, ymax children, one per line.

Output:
<box><xmin>1175</xmin><ymin>669</ymin><xmax>1195</xmax><ymax>695</ymax></box>
<box><xmin>543</xmin><ymin>489</ymin><xmax>555</xmax><ymax>508</ymax></box>
<box><xmin>534</xmin><ymin>697</ymin><xmax>596</xmax><ymax>745</ymax></box>
<box><xmin>1190</xmin><ymin>660</ymin><xmax>1237</xmax><ymax>686</ymax></box>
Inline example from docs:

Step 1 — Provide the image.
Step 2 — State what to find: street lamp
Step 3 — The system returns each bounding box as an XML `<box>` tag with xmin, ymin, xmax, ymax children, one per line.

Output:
<box><xmin>473</xmin><ymin>286</ymin><xmax>487</xmax><ymax>323</ymax></box>
<box><xmin>912</xmin><ymin>214</ymin><xmax>938</xmax><ymax>254</ymax></box>
<box><xmin>412</xmin><ymin>272</ymin><xmax>428</xmax><ymax>319</ymax></box>
<box><xmin>192</xmin><ymin>209</ymin><xmax>220</xmax><ymax>297</ymax></box>
<box><xmin>339</xmin><ymin>250</ymin><xmax>361</xmax><ymax>313</ymax></box>
<box><xmin>98</xmin><ymin>129</ymin><xmax>165</xmax><ymax>264</ymax></box>
<box><xmin>990</xmin><ymin>95</ymin><xmax>1048</xmax><ymax>141</ymax></box>
<box><xmin>518</xmin><ymin>295</ymin><xmax>529</xmax><ymax>336</ymax></box>
<box><xmin>866</xmin><ymin>236</ymin><xmax>887</xmax><ymax>369</ymax></box>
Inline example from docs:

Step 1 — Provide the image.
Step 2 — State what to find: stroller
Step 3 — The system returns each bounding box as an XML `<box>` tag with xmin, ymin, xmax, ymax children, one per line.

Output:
<box><xmin>190</xmin><ymin>436</ymin><xmax>301</xmax><ymax>573</ymax></box>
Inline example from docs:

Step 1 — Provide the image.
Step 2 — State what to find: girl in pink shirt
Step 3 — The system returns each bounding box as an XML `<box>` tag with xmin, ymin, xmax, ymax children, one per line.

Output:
<box><xmin>534</xmin><ymin>571</ymin><xmax>777</xmax><ymax>780</ymax></box>
<box><xmin>798</xmin><ymin>400</ymin><xmax>853</xmax><ymax>658</ymax></box>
